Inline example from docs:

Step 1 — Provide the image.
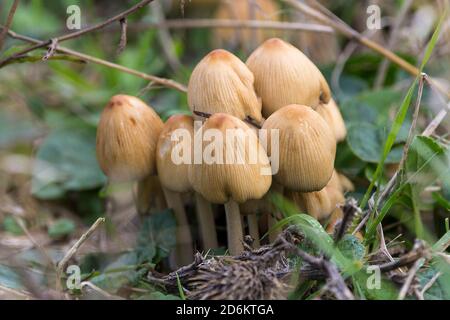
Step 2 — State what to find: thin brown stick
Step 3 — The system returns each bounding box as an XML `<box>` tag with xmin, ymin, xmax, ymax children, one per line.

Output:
<box><xmin>56</xmin><ymin>217</ymin><xmax>105</xmax><ymax>275</ymax></box>
<box><xmin>0</xmin><ymin>0</ymin><xmax>20</xmax><ymax>50</ymax></box>
<box><xmin>399</xmin><ymin>73</ymin><xmax>427</xmax><ymax>171</ymax></box>
<box><xmin>117</xmin><ymin>18</ymin><xmax>128</xmax><ymax>54</ymax></box>
<box><xmin>2</xmin><ymin>28</ymin><xmax>187</xmax><ymax>92</ymax></box>
<box><xmin>0</xmin><ymin>0</ymin><xmax>154</xmax><ymax>64</ymax></box>
<box><xmin>128</xmin><ymin>19</ymin><xmax>334</xmax><ymax>33</ymax></box>
<box><xmin>398</xmin><ymin>258</ymin><xmax>423</xmax><ymax>300</ymax></box>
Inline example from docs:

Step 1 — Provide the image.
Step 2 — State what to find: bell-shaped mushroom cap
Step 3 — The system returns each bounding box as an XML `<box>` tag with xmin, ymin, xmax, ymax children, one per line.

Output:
<box><xmin>156</xmin><ymin>114</ymin><xmax>194</xmax><ymax>193</ymax></box>
<box><xmin>287</xmin><ymin>188</ymin><xmax>332</xmax><ymax>220</ymax></box>
<box><xmin>213</xmin><ymin>0</ymin><xmax>280</xmax><ymax>48</ymax></box>
<box><xmin>328</xmin><ymin>170</ymin><xmax>354</xmax><ymax>193</ymax></box>
<box><xmin>96</xmin><ymin>94</ymin><xmax>163</xmax><ymax>182</ymax></box>
<box><xmin>262</xmin><ymin>104</ymin><xmax>336</xmax><ymax>192</ymax></box>
<box><xmin>188</xmin><ymin>113</ymin><xmax>272</xmax><ymax>204</ymax></box>
<box><xmin>316</xmin><ymin>98</ymin><xmax>347</xmax><ymax>142</ymax></box>
<box><xmin>246</xmin><ymin>38</ymin><xmax>331</xmax><ymax>118</ymax></box>
<box><xmin>187</xmin><ymin>49</ymin><xmax>263</xmax><ymax>124</ymax></box>
<box><xmin>287</xmin><ymin>173</ymin><xmax>346</xmax><ymax>220</ymax></box>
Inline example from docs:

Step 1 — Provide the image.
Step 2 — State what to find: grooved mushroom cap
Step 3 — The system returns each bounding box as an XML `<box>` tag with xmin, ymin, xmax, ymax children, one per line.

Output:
<box><xmin>156</xmin><ymin>114</ymin><xmax>194</xmax><ymax>193</ymax></box>
<box><xmin>188</xmin><ymin>113</ymin><xmax>272</xmax><ymax>204</ymax></box>
<box><xmin>262</xmin><ymin>104</ymin><xmax>336</xmax><ymax>192</ymax></box>
<box><xmin>187</xmin><ymin>49</ymin><xmax>263</xmax><ymax>124</ymax></box>
<box><xmin>213</xmin><ymin>0</ymin><xmax>280</xmax><ymax>48</ymax></box>
<box><xmin>287</xmin><ymin>188</ymin><xmax>333</xmax><ymax>220</ymax></box>
<box><xmin>96</xmin><ymin>94</ymin><xmax>163</xmax><ymax>182</ymax></box>
<box><xmin>246</xmin><ymin>38</ymin><xmax>331</xmax><ymax>117</ymax></box>
<box><xmin>316</xmin><ymin>98</ymin><xmax>347</xmax><ymax>142</ymax></box>
<box><xmin>287</xmin><ymin>172</ymin><xmax>345</xmax><ymax>220</ymax></box>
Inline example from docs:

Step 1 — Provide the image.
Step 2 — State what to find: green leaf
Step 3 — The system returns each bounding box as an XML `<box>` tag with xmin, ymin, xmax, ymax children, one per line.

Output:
<box><xmin>90</xmin><ymin>252</ymin><xmax>139</xmax><ymax>294</ymax></box>
<box><xmin>341</xmin><ymin>88</ymin><xmax>403</xmax><ymax>126</ymax></box>
<box><xmin>31</xmin><ymin>120</ymin><xmax>106</xmax><ymax>199</ymax></box>
<box><xmin>417</xmin><ymin>265</ymin><xmax>450</xmax><ymax>300</ymax></box>
<box><xmin>337</xmin><ymin>234</ymin><xmax>366</xmax><ymax>261</ymax></box>
<box><xmin>136</xmin><ymin>210</ymin><xmax>177</xmax><ymax>264</ymax></box>
<box><xmin>48</xmin><ymin>218</ymin><xmax>75</xmax><ymax>239</ymax></box>
<box><xmin>2</xmin><ymin>216</ymin><xmax>23</xmax><ymax>235</ymax></box>
<box><xmin>432</xmin><ymin>192</ymin><xmax>450</xmax><ymax>211</ymax></box>
<box><xmin>347</xmin><ymin>122</ymin><xmax>403</xmax><ymax>163</ymax></box>
<box><xmin>360</xmin><ymin>79</ymin><xmax>418</xmax><ymax>209</ymax></box>
<box><xmin>432</xmin><ymin>231</ymin><xmax>450</xmax><ymax>252</ymax></box>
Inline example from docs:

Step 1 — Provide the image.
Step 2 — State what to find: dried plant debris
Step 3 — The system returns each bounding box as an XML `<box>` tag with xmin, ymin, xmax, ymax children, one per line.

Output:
<box><xmin>148</xmin><ymin>229</ymin><xmax>300</xmax><ymax>300</ymax></box>
<box><xmin>147</xmin><ymin>225</ymin><xmax>443</xmax><ymax>300</ymax></box>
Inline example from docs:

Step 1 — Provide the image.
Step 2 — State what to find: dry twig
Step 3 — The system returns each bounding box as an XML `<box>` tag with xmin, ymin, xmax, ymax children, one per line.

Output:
<box><xmin>1</xmin><ymin>27</ymin><xmax>187</xmax><ymax>92</ymax></box>
<box><xmin>0</xmin><ymin>0</ymin><xmax>155</xmax><ymax>65</ymax></box>
<box><xmin>0</xmin><ymin>0</ymin><xmax>20</xmax><ymax>50</ymax></box>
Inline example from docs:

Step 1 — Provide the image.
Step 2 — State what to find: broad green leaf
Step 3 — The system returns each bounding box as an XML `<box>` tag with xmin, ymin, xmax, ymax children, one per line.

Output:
<box><xmin>90</xmin><ymin>252</ymin><xmax>140</xmax><ymax>294</ymax></box>
<box><xmin>2</xmin><ymin>216</ymin><xmax>23</xmax><ymax>235</ymax></box>
<box><xmin>48</xmin><ymin>218</ymin><xmax>75</xmax><ymax>239</ymax></box>
<box><xmin>360</xmin><ymin>80</ymin><xmax>417</xmax><ymax>209</ymax></box>
<box><xmin>31</xmin><ymin>121</ymin><xmax>106</xmax><ymax>199</ymax></box>
<box><xmin>136</xmin><ymin>210</ymin><xmax>177</xmax><ymax>264</ymax></box>
<box><xmin>337</xmin><ymin>234</ymin><xmax>366</xmax><ymax>261</ymax></box>
<box><xmin>347</xmin><ymin>122</ymin><xmax>403</xmax><ymax>163</ymax></box>
<box><xmin>432</xmin><ymin>231</ymin><xmax>450</xmax><ymax>252</ymax></box>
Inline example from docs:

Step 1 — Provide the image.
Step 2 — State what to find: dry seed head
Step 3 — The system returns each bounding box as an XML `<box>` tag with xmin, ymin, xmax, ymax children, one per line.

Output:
<box><xmin>156</xmin><ymin>114</ymin><xmax>194</xmax><ymax>193</ymax></box>
<box><xmin>188</xmin><ymin>49</ymin><xmax>263</xmax><ymax>124</ymax></box>
<box><xmin>188</xmin><ymin>113</ymin><xmax>271</xmax><ymax>204</ymax></box>
<box><xmin>262</xmin><ymin>104</ymin><xmax>336</xmax><ymax>192</ymax></box>
<box><xmin>316</xmin><ymin>98</ymin><xmax>347</xmax><ymax>142</ymax></box>
<box><xmin>246</xmin><ymin>38</ymin><xmax>331</xmax><ymax>117</ymax></box>
<box><xmin>96</xmin><ymin>94</ymin><xmax>163</xmax><ymax>182</ymax></box>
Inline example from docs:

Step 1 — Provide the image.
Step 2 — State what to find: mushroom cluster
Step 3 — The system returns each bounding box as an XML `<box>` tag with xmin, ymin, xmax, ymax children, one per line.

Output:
<box><xmin>95</xmin><ymin>38</ymin><xmax>350</xmax><ymax>263</ymax></box>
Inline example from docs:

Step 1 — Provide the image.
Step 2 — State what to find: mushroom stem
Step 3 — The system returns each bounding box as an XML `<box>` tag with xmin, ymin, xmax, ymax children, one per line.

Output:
<box><xmin>247</xmin><ymin>214</ymin><xmax>260</xmax><ymax>248</ymax></box>
<box><xmin>136</xmin><ymin>176</ymin><xmax>167</xmax><ymax>215</ymax></box>
<box><xmin>224</xmin><ymin>200</ymin><xmax>244</xmax><ymax>255</ymax></box>
<box><xmin>195</xmin><ymin>193</ymin><xmax>219</xmax><ymax>249</ymax></box>
<box><xmin>162</xmin><ymin>188</ymin><xmax>193</xmax><ymax>265</ymax></box>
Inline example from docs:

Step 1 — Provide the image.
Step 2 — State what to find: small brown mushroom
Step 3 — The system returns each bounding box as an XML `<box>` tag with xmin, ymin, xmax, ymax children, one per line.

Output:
<box><xmin>316</xmin><ymin>98</ymin><xmax>347</xmax><ymax>142</ymax></box>
<box><xmin>96</xmin><ymin>94</ymin><xmax>163</xmax><ymax>182</ymax></box>
<box><xmin>262</xmin><ymin>104</ymin><xmax>336</xmax><ymax>192</ymax></box>
<box><xmin>246</xmin><ymin>38</ymin><xmax>331</xmax><ymax>117</ymax></box>
<box><xmin>188</xmin><ymin>113</ymin><xmax>272</xmax><ymax>254</ymax></box>
<box><xmin>156</xmin><ymin>114</ymin><xmax>196</xmax><ymax>265</ymax></box>
<box><xmin>188</xmin><ymin>49</ymin><xmax>263</xmax><ymax>124</ymax></box>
